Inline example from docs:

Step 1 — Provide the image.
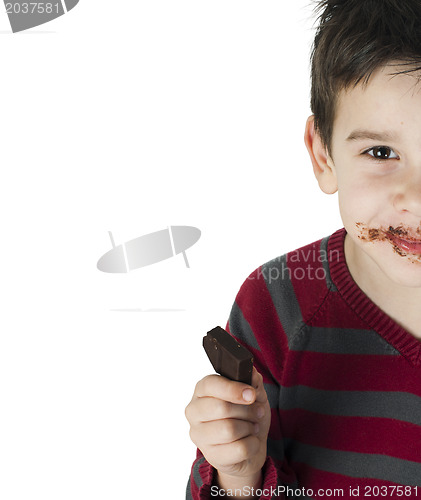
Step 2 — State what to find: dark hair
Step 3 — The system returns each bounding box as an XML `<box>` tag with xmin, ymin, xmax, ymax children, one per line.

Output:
<box><xmin>310</xmin><ymin>0</ymin><xmax>421</xmax><ymax>155</ymax></box>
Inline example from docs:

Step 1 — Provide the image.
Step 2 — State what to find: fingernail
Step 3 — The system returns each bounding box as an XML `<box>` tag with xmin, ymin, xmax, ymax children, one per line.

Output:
<box><xmin>242</xmin><ymin>389</ymin><xmax>253</xmax><ymax>402</ymax></box>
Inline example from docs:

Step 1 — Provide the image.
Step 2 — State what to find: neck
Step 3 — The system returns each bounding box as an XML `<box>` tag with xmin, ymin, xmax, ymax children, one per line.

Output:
<box><xmin>344</xmin><ymin>233</ymin><xmax>421</xmax><ymax>340</ymax></box>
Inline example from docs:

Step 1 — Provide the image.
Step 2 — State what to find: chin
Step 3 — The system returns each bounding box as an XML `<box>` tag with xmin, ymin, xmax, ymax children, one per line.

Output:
<box><xmin>353</xmin><ymin>236</ymin><xmax>421</xmax><ymax>288</ymax></box>
<box><xmin>378</xmin><ymin>252</ymin><xmax>421</xmax><ymax>288</ymax></box>
<box><xmin>385</xmin><ymin>272</ymin><xmax>421</xmax><ymax>288</ymax></box>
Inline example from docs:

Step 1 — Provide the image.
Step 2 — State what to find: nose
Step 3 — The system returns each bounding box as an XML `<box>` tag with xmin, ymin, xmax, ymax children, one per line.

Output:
<box><xmin>393</xmin><ymin>169</ymin><xmax>421</xmax><ymax>218</ymax></box>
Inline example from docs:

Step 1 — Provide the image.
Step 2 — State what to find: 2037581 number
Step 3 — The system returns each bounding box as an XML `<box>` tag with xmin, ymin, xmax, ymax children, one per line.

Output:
<box><xmin>364</xmin><ymin>485</ymin><xmax>418</xmax><ymax>496</ymax></box>
<box><xmin>5</xmin><ymin>3</ymin><xmax>60</xmax><ymax>14</ymax></box>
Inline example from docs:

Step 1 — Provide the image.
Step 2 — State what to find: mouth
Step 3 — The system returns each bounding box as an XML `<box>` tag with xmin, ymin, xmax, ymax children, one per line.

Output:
<box><xmin>355</xmin><ymin>222</ymin><xmax>421</xmax><ymax>258</ymax></box>
<box><xmin>385</xmin><ymin>232</ymin><xmax>421</xmax><ymax>255</ymax></box>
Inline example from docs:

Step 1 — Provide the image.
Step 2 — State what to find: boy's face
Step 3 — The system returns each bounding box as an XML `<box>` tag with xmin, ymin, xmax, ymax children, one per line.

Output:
<box><xmin>310</xmin><ymin>63</ymin><xmax>421</xmax><ymax>288</ymax></box>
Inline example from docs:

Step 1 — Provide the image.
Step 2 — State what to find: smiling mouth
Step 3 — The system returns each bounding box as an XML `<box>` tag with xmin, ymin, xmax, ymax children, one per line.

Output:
<box><xmin>356</xmin><ymin>222</ymin><xmax>421</xmax><ymax>257</ymax></box>
<box><xmin>385</xmin><ymin>232</ymin><xmax>421</xmax><ymax>255</ymax></box>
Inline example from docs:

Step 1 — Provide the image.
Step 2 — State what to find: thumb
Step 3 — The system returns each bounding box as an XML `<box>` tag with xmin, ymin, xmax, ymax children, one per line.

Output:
<box><xmin>251</xmin><ymin>367</ymin><xmax>268</xmax><ymax>404</ymax></box>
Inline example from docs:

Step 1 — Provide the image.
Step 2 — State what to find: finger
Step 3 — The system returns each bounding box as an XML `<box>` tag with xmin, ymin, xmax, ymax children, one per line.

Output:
<box><xmin>208</xmin><ymin>435</ymin><xmax>261</xmax><ymax>467</ymax></box>
<box><xmin>188</xmin><ymin>397</ymin><xmax>266</xmax><ymax>425</ymax></box>
<box><xmin>251</xmin><ymin>367</ymin><xmax>269</xmax><ymax>404</ymax></box>
<box><xmin>194</xmin><ymin>374</ymin><xmax>256</xmax><ymax>405</ymax></box>
<box><xmin>191</xmin><ymin>418</ymin><xmax>259</xmax><ymax>447</ymax></box>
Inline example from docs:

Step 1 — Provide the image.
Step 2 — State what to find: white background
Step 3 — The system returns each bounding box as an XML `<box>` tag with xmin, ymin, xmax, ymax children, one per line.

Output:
<box><xmin>0</xmin><ymin>1</ymin><xmax>342</xmax><ymax>498</ymax></box>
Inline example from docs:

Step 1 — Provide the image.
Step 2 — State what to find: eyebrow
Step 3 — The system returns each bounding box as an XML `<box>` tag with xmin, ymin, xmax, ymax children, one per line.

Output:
<box><xmin>345</xmin><ymin>129</ymin><xmax>399</xmax><ymax>142</ymax></box>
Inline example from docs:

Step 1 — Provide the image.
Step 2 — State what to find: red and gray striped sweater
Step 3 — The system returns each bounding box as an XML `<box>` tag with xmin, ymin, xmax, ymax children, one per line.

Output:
<box><xmin>187</xmin><ymin>228</ymin><xmax>421</xmax><ymax>499</ymax></box>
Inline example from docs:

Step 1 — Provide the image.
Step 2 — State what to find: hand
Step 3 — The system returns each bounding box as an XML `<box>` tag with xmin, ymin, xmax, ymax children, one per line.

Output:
<box><xmin>185</xmin><ymin>367</ymin><xmax>271</xmax><ymax>487</ymax></box>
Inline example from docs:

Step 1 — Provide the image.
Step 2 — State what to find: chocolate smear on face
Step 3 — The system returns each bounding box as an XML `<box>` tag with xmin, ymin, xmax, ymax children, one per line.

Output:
<box><xmin>387</xmin><ymin>225</ymin><xmax>410</xmax><ymax>238</ymax></box>
<box><xmin>355</xmin><ymin>222</ymin><xmax>387</xmax><ymax>243</ymax></box>
<box><xmin>355</xmin><ymin>222</ymin><xmax>421</xmax><ymax>264</ymax></box>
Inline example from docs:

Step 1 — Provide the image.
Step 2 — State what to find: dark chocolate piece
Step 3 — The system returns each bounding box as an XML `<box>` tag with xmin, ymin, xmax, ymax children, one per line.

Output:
<box><xmin>203</xmin><ymin>326</ymin><xmax>254</xmax><ymax>385</ymax></box>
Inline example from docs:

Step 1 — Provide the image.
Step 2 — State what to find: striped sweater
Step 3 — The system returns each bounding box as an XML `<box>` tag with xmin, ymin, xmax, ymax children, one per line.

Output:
<box><xmin>187</xmin><ymin>228</ymin><xmax>421</xmax><ymax>499</ymax></box>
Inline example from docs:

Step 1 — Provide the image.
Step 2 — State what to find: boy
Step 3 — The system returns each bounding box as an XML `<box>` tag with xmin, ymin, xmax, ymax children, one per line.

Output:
<box><xmin>185</xmin><ymin>0</ymin><xmax>421</xmax><ymax>498</ymax></box>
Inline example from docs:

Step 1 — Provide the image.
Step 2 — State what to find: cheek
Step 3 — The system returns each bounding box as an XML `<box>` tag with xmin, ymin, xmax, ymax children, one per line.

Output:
<box><xmin>336</xmin><ymin>169</ymin><xmax>388</xmax><ymax>222</ymax></box>
<box><xmin>338</xmin><ymin>182</ymin><xmax>377</xmax><ymax>221</ymax></box>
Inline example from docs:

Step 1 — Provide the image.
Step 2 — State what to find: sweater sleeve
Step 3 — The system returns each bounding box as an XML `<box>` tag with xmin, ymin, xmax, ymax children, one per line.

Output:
<box><xmin>186</xmin><ymin>262</ymin><xmax>298</xmax><ymax>499</ymax></box>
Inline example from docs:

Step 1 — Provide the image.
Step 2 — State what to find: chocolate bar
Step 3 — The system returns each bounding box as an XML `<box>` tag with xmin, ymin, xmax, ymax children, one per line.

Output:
<box><xmin>203</xmin><ymin>326</ymin><xmax>254</xmax><ymax>385</ymax></box>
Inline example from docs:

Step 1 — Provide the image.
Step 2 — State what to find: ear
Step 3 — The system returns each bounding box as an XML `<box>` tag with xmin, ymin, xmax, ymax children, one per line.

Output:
<box><xmin>304</xmin><ymin>115</ymin><xmax>338</xmax><ymax>194</ymax></box>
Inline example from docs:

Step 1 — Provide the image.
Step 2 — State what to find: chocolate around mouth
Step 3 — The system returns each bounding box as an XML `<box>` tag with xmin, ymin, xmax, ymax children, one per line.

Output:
<box><xmin>355</xmin><ymin>222</ymin><xmax>421</xmax><ymax>259</ymax></box>
<box><xmin>386</xmin><ymin>225</ymin><xmax>421</xmax><ymax>242</ymax></box>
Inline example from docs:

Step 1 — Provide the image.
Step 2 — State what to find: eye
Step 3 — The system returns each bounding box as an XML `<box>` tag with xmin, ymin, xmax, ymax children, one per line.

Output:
<box><xmin>365</xmin><ymin>146</ymin><xmax>399</xmax><ymax>160</ymax></box>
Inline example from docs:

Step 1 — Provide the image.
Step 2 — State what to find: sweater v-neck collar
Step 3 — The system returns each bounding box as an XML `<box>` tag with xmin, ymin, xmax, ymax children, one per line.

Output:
<box><xmin>328</xmin><ymin>227</ymin><xmax>421</xmax><ymax>366</ymax></box>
